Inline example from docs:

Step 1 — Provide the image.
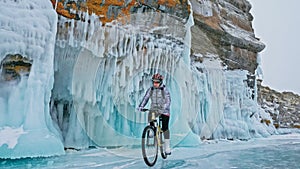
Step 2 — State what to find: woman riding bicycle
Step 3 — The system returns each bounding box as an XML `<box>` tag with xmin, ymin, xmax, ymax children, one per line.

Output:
<box><xmin>138</xmin><ymin>73</ymin><xmax>171</xmax><ymax>155</ymax></box>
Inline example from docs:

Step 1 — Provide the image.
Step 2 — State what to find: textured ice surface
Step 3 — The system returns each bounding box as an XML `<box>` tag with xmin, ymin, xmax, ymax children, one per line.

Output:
<box><xmin>0</xmin><ymin>0</ymin><xmax>64</xmax><ymax>159</ymax></box>
<box><xmin>1</xmin><ymin>132</ymin><xmax>300</xmax><ymax>169</ymax></box>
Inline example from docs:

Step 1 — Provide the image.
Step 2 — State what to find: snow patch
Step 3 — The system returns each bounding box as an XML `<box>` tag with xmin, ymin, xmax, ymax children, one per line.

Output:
<box><xmin>0</xmin><ymin>126</ymin><xmax>27</xmax><ymax>149</ymax></box>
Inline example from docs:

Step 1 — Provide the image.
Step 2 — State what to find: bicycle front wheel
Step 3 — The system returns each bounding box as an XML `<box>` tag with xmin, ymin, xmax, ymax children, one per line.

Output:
<box><xmin>142</xmin><ymin>126</ymin><xmax>158</xmax><ymax>167</ymax></box>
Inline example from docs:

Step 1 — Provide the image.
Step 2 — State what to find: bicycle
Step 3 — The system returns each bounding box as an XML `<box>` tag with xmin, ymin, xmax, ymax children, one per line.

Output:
<box><xmin>141</xmin><ymin>108</ymin><xmax>167</xmax><ymax>167</ymax></box>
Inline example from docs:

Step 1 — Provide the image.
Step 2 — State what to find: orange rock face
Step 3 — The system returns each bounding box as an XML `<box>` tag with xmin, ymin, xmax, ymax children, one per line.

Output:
<box><xmin>50</xmin><ymin>0</ymin><xmax>190</xmax><ymax>24</ymax></box>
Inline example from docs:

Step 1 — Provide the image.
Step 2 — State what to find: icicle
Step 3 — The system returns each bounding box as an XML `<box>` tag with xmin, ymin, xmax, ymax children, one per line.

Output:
<box><xmin>82</xmin><ymin>11</ymin><xmax>89</xmax><ymax>46</ymax></box>
<box><xmin>55</xmin><ymin>0</ymin><xmax>58</xmax><ymax>10</ymax></box>
<box><xmin>68</xmin><ymin>19</ymin><xmax>74</xmax><ymax>46</ymax></box>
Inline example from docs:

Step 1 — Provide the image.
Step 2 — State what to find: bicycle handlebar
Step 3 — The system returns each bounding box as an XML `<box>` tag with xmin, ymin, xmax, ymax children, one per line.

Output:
<box><xmin>140</xmin><ymin>108</ymin><xmax>163</xmax><ymax>115</ymax></box>
<box><xmin>140</xmin><ymin>108</ymin><xmax>149</xmax><ymax>112</ymax></box>
<box><xmin>140</xmin><ymin>108</ymin><xmax>159</xmax><ymax>112</ymax></box>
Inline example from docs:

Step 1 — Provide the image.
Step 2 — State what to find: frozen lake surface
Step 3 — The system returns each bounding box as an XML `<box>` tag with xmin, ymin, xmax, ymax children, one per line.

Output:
<box><xmin>1</xmin><ymin>133</ymin><xmax>300</xmax><ymax>169</ymax></box>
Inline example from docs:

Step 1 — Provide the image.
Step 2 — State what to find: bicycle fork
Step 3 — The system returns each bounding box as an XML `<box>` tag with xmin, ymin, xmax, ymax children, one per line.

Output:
<box><xmin>156</xmin><ymin>127</ymin><xmax>164</xmax><ymax>147</ymax></box>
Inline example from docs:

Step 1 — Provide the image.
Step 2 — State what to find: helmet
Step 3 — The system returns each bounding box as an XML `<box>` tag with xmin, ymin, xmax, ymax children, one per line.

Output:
<box><xmin>152</xmin><ymin>73</ymin><xmax>163</xmax><ymax>82</ymax></box>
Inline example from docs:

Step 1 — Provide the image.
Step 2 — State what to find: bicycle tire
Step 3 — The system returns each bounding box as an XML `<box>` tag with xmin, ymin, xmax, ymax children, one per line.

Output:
<box><xmin>142</xmin><ymin>126</ymin><xmax>158</xmax><ymax>166</ymax></box>
<box><xmin>159</xmin><ymin>132</ymin><xmax>167</xmax><ymax>159</ymax></box>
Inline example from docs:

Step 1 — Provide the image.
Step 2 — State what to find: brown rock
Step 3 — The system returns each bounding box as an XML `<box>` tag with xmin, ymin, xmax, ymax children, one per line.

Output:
<box><xmin>0</xmin><ymin>54</ymin><xmax>32</xmax><ymax>82</ymax></box>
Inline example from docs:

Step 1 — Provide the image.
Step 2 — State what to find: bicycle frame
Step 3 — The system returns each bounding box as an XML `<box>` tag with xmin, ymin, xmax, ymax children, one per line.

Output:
<box><xmin>150</xmin><ymin>112</ymin><xmax>163</xmax><ymax>147</ymax></box>
<box><xmin>141</xmin><ymin>109</ymin><xmax>167</xmax><ymax>167</ymax></box>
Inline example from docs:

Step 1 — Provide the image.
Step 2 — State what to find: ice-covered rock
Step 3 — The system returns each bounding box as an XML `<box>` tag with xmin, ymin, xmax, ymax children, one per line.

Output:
<box><xmin>0</xmin><ymin>0</ymin><xmax>65</xmax><ymax>159</ymax></box>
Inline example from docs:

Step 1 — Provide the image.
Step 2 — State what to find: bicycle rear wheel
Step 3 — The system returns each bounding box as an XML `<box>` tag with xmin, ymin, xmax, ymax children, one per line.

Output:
<box><xmin>142</xmin><ymin>126</ymin><xmax>158</xmax><ymax>167</ymax></box>
<box><xmin>159</xmin><ymin>132</ymin><xmax>167</xmax><ymax>159</ymax></box>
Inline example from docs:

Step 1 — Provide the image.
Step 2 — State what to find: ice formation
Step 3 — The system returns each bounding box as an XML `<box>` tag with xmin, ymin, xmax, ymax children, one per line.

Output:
<box><xmin>0</xmin><ymin>0</ymin><xmax>65</xmax><ymax>159</ymax></box>
<box><xmin>0</xmin><ymin>0</ymin><xmax>276</xmax><ymax>159</ymax></box>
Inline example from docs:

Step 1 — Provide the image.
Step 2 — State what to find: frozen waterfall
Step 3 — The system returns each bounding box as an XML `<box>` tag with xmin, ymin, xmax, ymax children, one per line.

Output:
<box><xmin>0</xmin><ymin>0</ymin><xmax>65</xmax><ymax>159</ymax></box>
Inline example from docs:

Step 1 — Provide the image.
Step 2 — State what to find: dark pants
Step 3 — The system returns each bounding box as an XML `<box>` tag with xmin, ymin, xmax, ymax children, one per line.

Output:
<box><xmin>160</xmin><ymin>114</ymin><xmax>169</xmax><ymax>132</ymax></box>
<box><xmin>161</xmin><ymin>114</ymin><xmax>170</xmax><ymax>139</ymax></box>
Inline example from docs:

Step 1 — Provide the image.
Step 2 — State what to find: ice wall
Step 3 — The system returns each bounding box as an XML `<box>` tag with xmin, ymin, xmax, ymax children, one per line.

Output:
<box><xmin>52</xmin><ymin>12</ymin><xmax>197</xmax><ymax>148</ymax></box>
<box><xmin>0</xmin><ymin>0</ymin><xmax>65</xmax><ymax>158</ymax></box>
<box><xmin>52</xmin><ymin>9</ymin><xmax>276</xmax><ymax>149</ymax></box>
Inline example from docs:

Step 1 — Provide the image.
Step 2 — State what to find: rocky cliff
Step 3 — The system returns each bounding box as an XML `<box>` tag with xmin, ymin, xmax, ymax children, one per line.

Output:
<box><xmin>50</xmin><ymin>0</ymin><xmax>263</xmax><ymax>92</ymax></box>
<box><xmin>258</xmin><ymin>81</ymin><xmax>300</xmax><ymax>129</ymax></box>
<box><xmin>2</xmin><ymin>0</ymin><xmax>260</xmax><ymax>85</ymax></box>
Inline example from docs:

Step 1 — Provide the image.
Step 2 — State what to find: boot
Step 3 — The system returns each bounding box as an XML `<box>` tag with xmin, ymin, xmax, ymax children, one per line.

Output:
<box><xmin>164</xmin><ymin>139</ymin><xmax>171</xmax><ymax>155</ymax></box>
